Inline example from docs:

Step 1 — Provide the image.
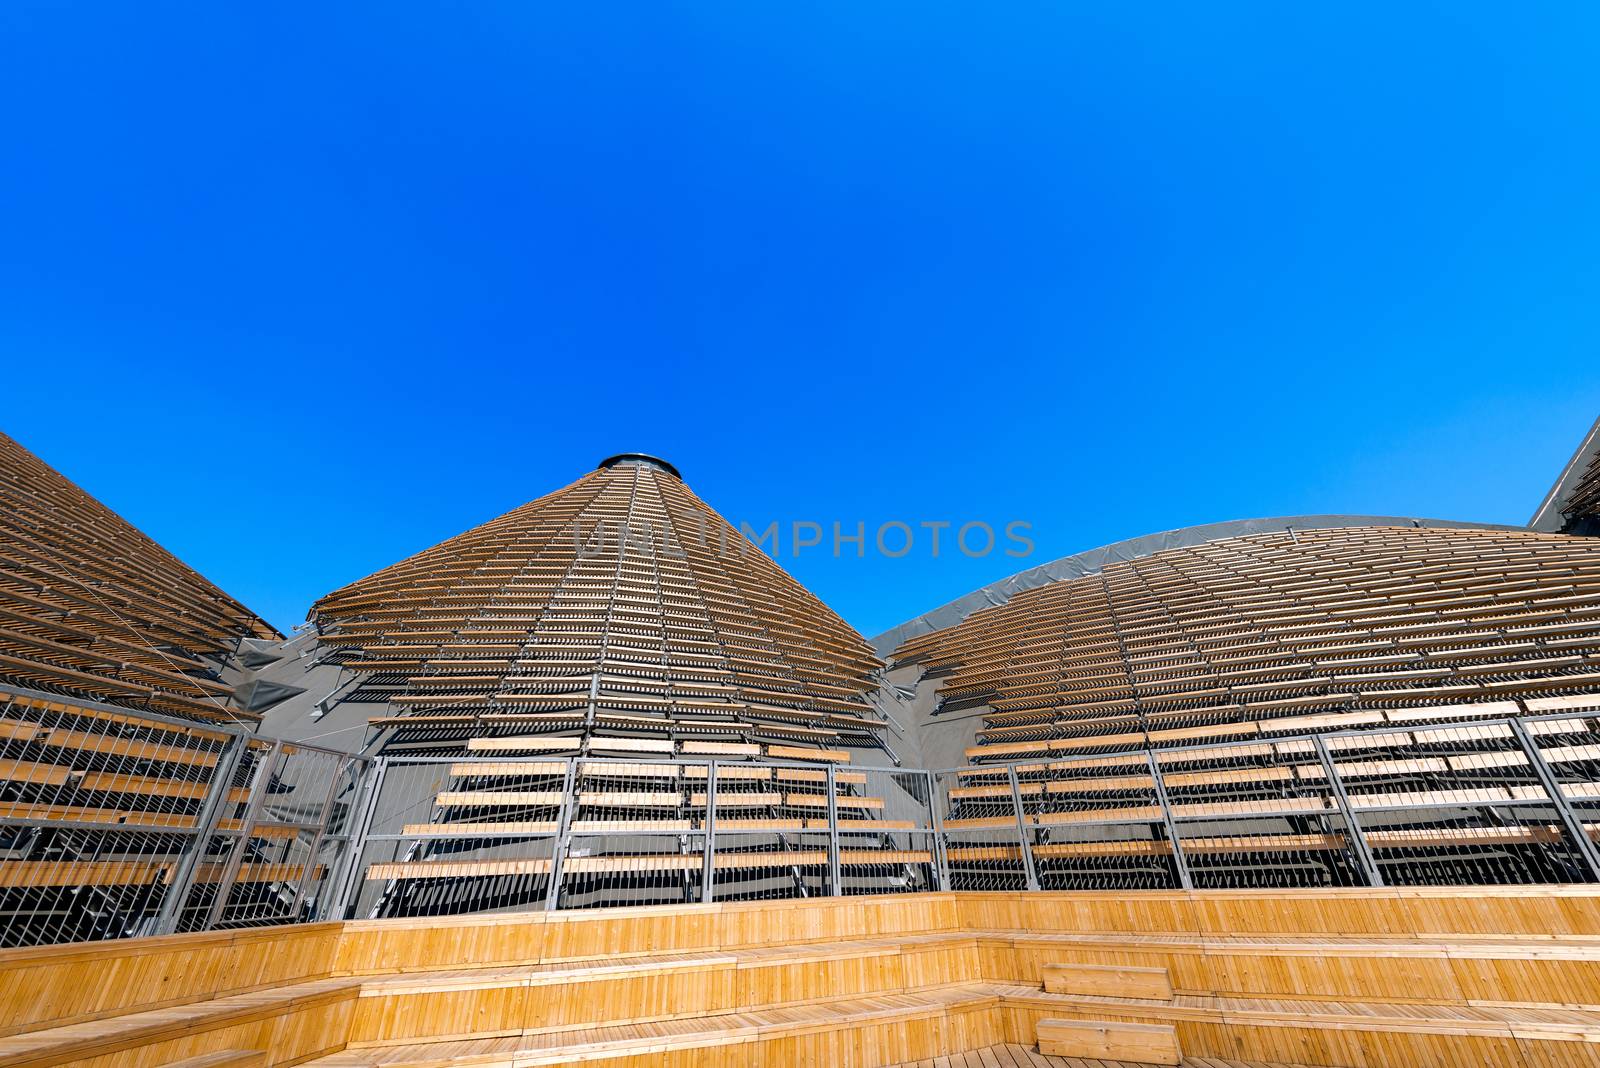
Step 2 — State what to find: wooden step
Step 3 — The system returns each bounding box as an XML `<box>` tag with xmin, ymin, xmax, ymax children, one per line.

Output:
<box><xmin>1043</xmin><ymin>963</ymin><xmax>1173</xmax><ymax>1000</ymax></box>
<box><xmin>1038</xmin><ymin>1018</ymin><xmax>1181</xmax><ymax>1065</ymax></box>
<box><xmin>984</xmin><ymin>930</ymin><xmax>1600</xmax><ymax>1009</ymax></box>
<box><xmin>13</xmin><ymin>889</ymin><xmax>1600</xmax><ymax>1068</ymax></box>
<box><xmin>337</xmin><ymin>927</ymin><xmax>1600</xmax><ymax>1055</ymax></box>
<box><xmin>0</xmin><ymin>978</ymin><xmax>358</xmax><ymax>1068</ymax></box>
<box><xmin>346</xmin><ymin>933</ymin><xmax>981</xmax><ymax>1044</ymax></box>
<box><xmin>306</xmin><ymin>983</ymin><xmax>998</xmax><ymax>1066</ymax></box>
<box><xmin>1000</xmin><ymin>984</ymin><xmax>1600</xmax><ymax>1067</ymax></box>
<box><xmin>157</xmin><ymin>1051</ymin><xmax>269</xmax><ymax>1068</ymax></box>
<box><xmin>889</xmin><ymin>1045</ymin><xmax>1324</xmax><ymax>1068</ymax></box>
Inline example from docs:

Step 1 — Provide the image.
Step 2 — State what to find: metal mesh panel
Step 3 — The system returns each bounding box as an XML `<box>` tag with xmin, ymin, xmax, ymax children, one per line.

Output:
<box><xmin>839</xmin><ymin>841</ymin><xmax>938</xmax><ymax>896</ymax></box>
<box><xmin>0</xmin><ymin>688</ymin><xmax>244</xmax><ymax>944</ymax></box>
<box><xmin>355</xmin><ymin>835</ymin><xmax>557</xmax><ymax>918</ymax></box>
<box><xmin>937</xmin><ymin>769</ymin><xmax>1029</xmax><ymax>891</ymax></box>
<box><xmin>561</xmin><ymin>834</ymin><xmax>707</xmax><ymax>908</ymax></box>
<box><xmin>348</xmin><ymin>755</ymin><xmax>561</xmax><ymax>918</ymax></box>
<box><xmin>26</xmin><ymin>702</ymin><xmax>1600</xmax><ymax>945</ymax></box>
<box><xmin>1159</xmin><ymin>743</ymin><xmax>1365</xmax><ymax>889</ymax></box>
<box><xmin>838</xmin><ymin>767</ymin><xmax>940</xmax><ymax>895</ymax></box>
<box><xmin>0</xmin><ymin>826</ymin><xmax>188</xmax><ymax>946</ymax></box>
<box><xmin>929</xmin><ymin>712</ymin><xmax>1600</xmax><ymax>893</ymax></box>
<box><xmin>1527</xmin><ymin>712</ymin><xmax>1600</xmax><ymax>808</ymax></box>
<box><xmin>1174</xmin><ymin>816</ymin><xmax>1367</xmax><ymax>889</ymax></box>
<box><xmin>349</xmin><ymin>756</ymin><xmax>938</xmax><ymax>912</ymax></box>
<box><xmin>1029</xmin><ymin>753</ymin><xmax>1179</xmax><ymax>890</ymax></box>
<box><xmin>1360</xmin><ymin>803</ymin><xmax>1594</xmax><ymax>885</ymax></box>
<box><xmin>1332</xmin><ymin>723</ymin><xmax>1595</xmax><ymax>886</ymax></box>
<box><xmin>0</xmin><ymin>686</ymin><xmax>368</xmax><ymax>945</ymax></box>
<box><xmin>196</xmin><ymin>743</ymin><xmax>367</xmax><ymax>930</ymax></box>
<box><xmin>708</xmin><ymin>831</ymin><xmax>833</xmax><ymax>900</ymax></box>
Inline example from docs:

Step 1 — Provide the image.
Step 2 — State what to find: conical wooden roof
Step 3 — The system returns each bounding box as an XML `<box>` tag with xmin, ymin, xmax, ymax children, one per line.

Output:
<box><xmin>0</xmin><ymin>430</ymin><xmax>277</xmax><ymax>720</ymax></box>
<box><xmin>312</xmin><ymin>456</ymin><xmax>885</xmax><ymax>755</ymax></box>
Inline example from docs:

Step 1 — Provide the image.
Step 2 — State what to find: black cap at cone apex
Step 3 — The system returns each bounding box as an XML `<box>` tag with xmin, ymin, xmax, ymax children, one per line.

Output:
<box><xmin>597</xmin><ymin>453</ymin><xmax>682</xmax><ymax>480</ymax></box>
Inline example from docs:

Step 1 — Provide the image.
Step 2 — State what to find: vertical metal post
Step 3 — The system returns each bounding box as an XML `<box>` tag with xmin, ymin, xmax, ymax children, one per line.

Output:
<box><xmin>328</xmin><ymin>755</ymin><xmax>386</xmax><ymax>921</ymax></box>
<box><xmin>286</xmin><ymin>757</ymin><xmax>351</xmax><ymax>920</ymax></box>
<box><xmin>825</xmin><ymin>764</ymin><xmax>842</xmax><ymax>896</ymax></box>
<box><xmin>149</xmin><ymin>731</ymin><xmax>248</xmax><ymax>936</ymax></box>
<box><xmin>1509</xmin><ymin>716</ymin><xmax>1600</xmax><ymax>881</ymax></box>
<box><xmin>927</xmin><ymin>770</ymin><xmax>952</xmax><ymax>892</ymax></box>
<box><xmin>1313</xmin><ymin>734</ymin><xmax>1383</xmax><ymax>887</ymax></box>
<box><xmin>1147</xmin><ymin>751</ymin><xmax>1193</xmax><ymax>890</ymax></box>
<box><xmin>1007</xmin><ymin>766</ymin><xmax>1041</xmax><ymax>891</ymax></box>
<box><xmin>202</xmin><ymin>740</ymin><xmax>281</xmax><ymax>931</ymax></box>
<box><xmin>701</xmin><ymin>760</ymin><xmax>717</xmax><ymax>903</ymax></box>
<box><xmin>545</xmin><ymin>757</ymin><xmax>579</xmax><ymax>911</ymax></box>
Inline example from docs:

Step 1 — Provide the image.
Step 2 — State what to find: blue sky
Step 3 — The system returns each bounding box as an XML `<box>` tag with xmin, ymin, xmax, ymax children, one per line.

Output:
<box><xmin>3</xmin><ymin>5</ymin><xmax>1598</xmax><ymax>639</ymax></box>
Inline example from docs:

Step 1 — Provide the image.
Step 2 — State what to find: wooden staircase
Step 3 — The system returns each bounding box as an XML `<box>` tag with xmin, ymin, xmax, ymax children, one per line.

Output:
<box><xmin>9</xmin><ymin>889</ymin><xmax>1600</xmax><ymax>1067</ymax></box>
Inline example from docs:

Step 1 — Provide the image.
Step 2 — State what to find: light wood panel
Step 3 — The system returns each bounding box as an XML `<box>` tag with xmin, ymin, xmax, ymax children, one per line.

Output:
<box><xmin>0</xmin><ymin>923</ymin><xmax>342</xmax><ymax>1037</ymax></box>
<box><xmin>889</xmin><ymin>1043</ymin><xmax>1247</xmax><ymax>1068</ymax></box>
<box><xmin>1043</xmin><ymin>962</ymin><xmax>1174</xmax><ymax>1000</ymax></box>
<box><xmin>12</xmin><ymin>889</ymin><xmax>1600</xmax><ymax>1068</ymax></box>
<box><xmin>1037</xmin><ymin>1018</ymin><xmax>1181</xmax><ymax>1064</ymax></box>
<box><xmin>159</xmin><ymin>1052</ymin><xmax>268</xmax><ymax>1068</ymax></box>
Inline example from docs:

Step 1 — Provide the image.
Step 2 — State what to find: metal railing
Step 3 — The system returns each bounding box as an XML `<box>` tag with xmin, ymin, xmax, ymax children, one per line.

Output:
<box><xmin>0</xmin><ymin>684</ymin><xmax>371</xmax><ymax>946</ymax></box>
<box><xmin>326</xmin><ymin>705</ymin><xmax>1600</xmax><ymax>919</ymax></box>
<box><xmin>7</xmin><ymin>680</ymin><xmax>1600</xmax><ymax>944</ymax></box>
<box><xmin>335</xmin><ymin>756</ymin><xmax>945</xmax><ymax>917</ymax></box>
<box><xmin>939</xmin><ymin>709</ymin><xmax>1600</xmax><ymax>892</ymax></box>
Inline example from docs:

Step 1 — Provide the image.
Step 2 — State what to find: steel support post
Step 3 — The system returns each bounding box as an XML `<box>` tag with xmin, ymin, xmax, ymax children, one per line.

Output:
<box><xmin>825</xmin><ymin>765</ymin><xmax>842</xmax><ymax>896</ymax></box>
<box><xmin>1313</xmin><ymin>734</ymin><xmax>1384</xmax><ymax>887</ymax></box>
<box><xmin>286</xmin><ymin>758</ymin><xmax>352</xmax><ymax>920</ymax></box>
<box><xmin>701</xmin><ymin>761</ymin><xmax>717</xmax><ymax>903</ymax></box>
<box><xmin>1007</xmin><ymin>767</ymin><xmax>1041</xmax><ymax>891</ymax></box>
<box><xmin>544</xmin><ymin>758</ymin><xmax>579</xmax><ymax>911</ymax></box>
<box><xmin>150</xmin><ymin>732</ymin><xmax>249</xmax><ymax>936</ymax></box>
<box><xmin>328</xmin><ymin>756</ymin><xmax>386</xmax><ymax>921</ymax></box>
<box><xmin>1147</xmin><ymin>751</ymin><xmax>1193</xmax><ymax>890</ymax></box>
<box><xmin>202</xmin><ymin>740</ymin><xmax>281</xmax><ymax>931</ymax></box>
<box><xmin>927</xmin><ymin>770</ymin><xmax>952</xmax><ymax>892</ymax></box>
<box><xmin>1509</xmin><ymin>716</ymin><xmax>1600</xmax><ymax>881</ymax></box>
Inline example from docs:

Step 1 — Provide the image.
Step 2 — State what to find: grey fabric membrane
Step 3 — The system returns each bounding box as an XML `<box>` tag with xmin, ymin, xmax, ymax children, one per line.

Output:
<box><xmin>1530</xmin><ymin>414</ymin><xmax>1600</xmax><ymax>532</ymax></box>
<box><xmin>232</xmin><ymin>677</ymin><xmax>307</xmax><ymax>713</ymax></box>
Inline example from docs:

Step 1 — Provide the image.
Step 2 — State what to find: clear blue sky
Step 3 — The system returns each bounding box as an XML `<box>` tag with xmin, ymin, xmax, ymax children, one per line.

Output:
<box><xmin>3</xmin><ymin>5</ymin><xmax>1598</xmax><ymax>640</ymax></box>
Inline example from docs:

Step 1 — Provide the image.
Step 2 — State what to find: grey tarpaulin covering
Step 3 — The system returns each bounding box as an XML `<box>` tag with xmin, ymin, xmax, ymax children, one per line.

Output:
<box><xmin>1531</xmin><ymin>414</ymin><xmax>1600</xmax><ymax>533</ymax></box>
<box><xmin>237</xmin><ymin>637</ymin><xmax>289</xmax><ymax>670</ymax></box>
<box><xmin>243</xmin><ymin>631</ymin><xmax>383</xmax><ymax>757</ymax></box>
<box><xmin>871</xmin><ymin>514</ymin><xmax>1525</xmax><ymax>657</ymax></box>
<box><xmin>232</xmin><ymin>677</ymin><xmax>308</xmax><ymax>713</ymax></box>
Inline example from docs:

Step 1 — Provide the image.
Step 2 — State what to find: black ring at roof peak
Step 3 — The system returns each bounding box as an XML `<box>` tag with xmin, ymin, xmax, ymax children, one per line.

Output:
<box><xmin>597</xmin><ymin>453</ymin><xmax>682</xmax><ymax>480</ymax></box>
